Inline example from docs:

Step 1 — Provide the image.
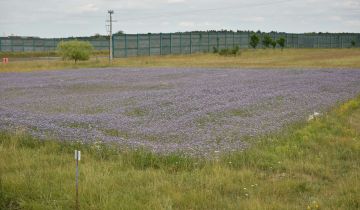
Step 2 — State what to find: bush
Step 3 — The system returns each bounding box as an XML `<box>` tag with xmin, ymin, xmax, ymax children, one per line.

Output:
<box><xmin>213</xmin><ymin>46</ymin><xmax>219</xmax><ymax>53</ymax></box>
<box><xmin>271</xmin><ymin>41</ymin><xmax>277</xmax><ymax>49</ymax></box>
<box><xmin>277</xmin><ymin>37</ymin><xmax>286</xmax><ymax>50</ymax></box>
<box><xmin>218</xmin><ymin>45</ymin><xmax>240</xmax><ymax>56</ymax></box>
<box><xmin>262</xmin><ymin>35</ymin><xmax>273</xmax><ymax>48</ymax></box>
<box><xmin>351</xmin><ymin>40</ymin><xmax>356</xmax><ymax>47</ymax></box>
<box><xmin>249</xmin><ymin>34</ymin><xmax>260</xmax><ymax>49</ymax></box>
<box><xmin>57</xmin><ymin>40</ymin><xmax>93</xmax><ymax>63</ymax></box>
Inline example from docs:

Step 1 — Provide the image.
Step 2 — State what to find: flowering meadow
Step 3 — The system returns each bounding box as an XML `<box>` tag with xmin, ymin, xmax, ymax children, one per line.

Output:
<box><xmin>1</xmin><ymin>68</ymin><xmax>360</xmax><ymax>155</ymax></box>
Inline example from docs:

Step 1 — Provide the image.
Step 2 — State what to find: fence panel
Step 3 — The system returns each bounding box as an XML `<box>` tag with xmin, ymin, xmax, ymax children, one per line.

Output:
<box><xmin>0</xmin><ymin>37</ymin><xmax>109</xmax><ymax>52</ymax></box>
<box><xmin>1</xmin><ymin>32</ymin><xmax>359</xmax><ymax>56</ymax></box>
<box><xmin>112</xmin><ymin>32</ymin><xmax>359</xmax><ymax>57</ymax></box>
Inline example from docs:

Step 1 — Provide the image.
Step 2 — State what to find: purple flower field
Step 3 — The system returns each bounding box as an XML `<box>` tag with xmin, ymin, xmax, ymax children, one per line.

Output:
<box><xmin>1</xmin><ymin>68</ymin><xmax>360</xmax><ymax>156</ymax></box>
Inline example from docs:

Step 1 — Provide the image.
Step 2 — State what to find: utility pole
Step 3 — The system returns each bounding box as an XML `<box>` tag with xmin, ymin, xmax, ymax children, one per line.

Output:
<box><xmin>108</xmin><ymin>10</ymin><xmax>114</xmax><ymax>61</ymax></box>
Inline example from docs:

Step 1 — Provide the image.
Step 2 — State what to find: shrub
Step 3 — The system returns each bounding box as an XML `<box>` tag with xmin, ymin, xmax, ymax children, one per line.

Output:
<box><xmin>218</xmin><ymin>48</ymin><xmax>231</xmax><ymax>55</ymax></box>
<box><xmin>57</xmin><ymin>40</ymin><xmax>93</xmax><ymax>63</ymax></box>
<box><xmin>271</xmin><ymin>41</ymin><xmax>277</xmax><ymax>49</ymax></box>
<box><xmin>351</xmin><ymin>40</ymin><xmax>356</xmax><ymax>47</ymax></box>
<box><xmin>277</xmin><ymin>37</ymin><xmax>286</xmax><ymax>50</ymax></box>
<box><xmin>262</xmin><ymin>35</ymin><xmax>273</xmax><ymax>48</ymax></box>
<box><xmin>249</xmin><ymin>34</ymin><xmax>260</xmax><ymax>49</ymax></box>
<box><xmin>218</xmin><ymin>46</ymin><xmax>240</xmax><ymax>56</ymax></box>
<box><xmin>231</xmin><ymin>45</ymin><xmax>240</xmax><ymax>54</ymax></box>
<box><xmin>213</xmin><ymin>46</ymin><xmax>219</xmax><ymax>53</ymax></box>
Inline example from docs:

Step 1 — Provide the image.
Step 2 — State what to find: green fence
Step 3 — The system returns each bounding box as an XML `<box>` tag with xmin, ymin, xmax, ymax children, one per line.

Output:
<box><xmin>2</xmin><ymin>32</ymin><xmax>359</xmax><ymax>56</ymax></box>
<box><xmin>0</xmin><ymin>37</ymin><xmax>109</xmax><ymax>52</ymax></box>
<box><xmin>113</xmin><ymin>32</ymin><xmax>360</xmax><ymax>58</ymax></box>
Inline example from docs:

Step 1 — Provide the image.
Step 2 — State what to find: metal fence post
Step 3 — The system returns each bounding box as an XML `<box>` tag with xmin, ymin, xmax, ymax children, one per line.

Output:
<box><xmin>180</xmin><ymin>33</ymin><xmax>182</xmax><ymax>54</ymax></box>
<box><xmin>0</xmin><ymin>37</ymin><xmax>2</xmax><ymax>52</ymax></box>
<box><xmin>11</xmin><ymin>38</ymin><xmax>13</xmax><ymax>52</ymax></box>
<box><xmin>112</xmin><ymin>35</ymin><xmax>115</xmax><ymax>58</ymax></box>
<box><xmin>190</xmin><ymin>32</ymin><xmax>192</xmax><ymax>54</ymax></box>
<box><xmin>170</xmin><ymin>33</ymin><xmax>172</xmax><ymax>54</ymax></box>
<box><xmin>285</xmin><ymin>34</ymin><xmax>288</xmax><ymax>48</ymax></box>
<box><xmin>292</xmin><ymin>34</ymin><xmax>295</xmax><ymax>48</ymax></box>
<box><xmin>74</xmin><ymin>150</ymin><xmax>81</xmax><ymax>210</ymax></box>
<box><xmin>42</xmin><ymin>38</ymin><xmax>45</xmax><ymax>52</ymax></box>
<box><xmin>233</xmin><ymin>31</ymin><xmax>235</xmax><ymax>48</ymax></box>
<box><xmin>137</xmin><ymin>34</ymin><xmax>139</xmax><ymax>56</ymax></box>
<box><xmin>217</xmin><ymin>32</ymin><xmax>219</xmax><ymax>50</ymax></box>
<box><xmin>297</xmin><ymin>34</ymin><xmax>300</xmax><ymax>48</ymax></box>
<box><xmin>124</xmin><ymin>34</ymin><xmax>127</xmax><ymax>57</ymax></box>
<box><xmin>160</xmin><ymin>33</ymin><xmax>162</xmax><ymax>55</ymax></box>
<box><xmin>225</xmin><ymin>32</ymin><xmax>227</xmax><ymax>48</ymax></box>
<box><xmin>340</xmin><ymin>35</ymin><xmax>343</xmax><ymax>48</ymax></box>
<box><xmin>148</xmin><ymin>33</ymin><xmax>151</xmax><ymax>56</ymax></box>
<box><xmin>208</xmin><ymin>32</ymin><xmax>210</xmax><ymax>52</ymax></box>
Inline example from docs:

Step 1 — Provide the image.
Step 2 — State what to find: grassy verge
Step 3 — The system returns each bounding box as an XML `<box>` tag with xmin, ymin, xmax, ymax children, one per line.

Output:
<box><xmin>0</xmin><ymin>50</ymin><xmax>108</xmax><ymax>59</ymax></box>
<box><xmin>0</xmin><ymin>51</ymin><xmax>59</xmax><ymax>58</ymax></box>
<box><xmin>1</xmin><ymin>48</ymin><xmax>360</xmax><ymax>73</ymax></box>
<box><xmin>1</xmin><ymin>96</ymin><xmax>359</xmax><ymax>210</ymax></box>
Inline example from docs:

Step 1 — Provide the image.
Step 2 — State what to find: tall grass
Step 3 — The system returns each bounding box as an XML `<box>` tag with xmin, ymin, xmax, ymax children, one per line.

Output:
<box><xmin>1</xmin><ymin>96</ymin><xmax>359</xmax><ymax>209</ymax></box>
<box><xmin>1</xmin><ymin>49</ymin><xmax>360</xmax><ymax>73</ymax></box>
<box><xmin>0</xmin><ymin>50</ymin><xmax>108</xmax><ymax>59</ymax></box>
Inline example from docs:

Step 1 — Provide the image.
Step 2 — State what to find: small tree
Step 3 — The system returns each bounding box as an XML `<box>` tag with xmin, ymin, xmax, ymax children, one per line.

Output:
<box><xmin>271</xmin><ymin>40</ymin><xmax>277</xmax><ymax>49</ymax></box>
<box><xmin>213</xmin><ymin>46</ymin><xmax>219</xmax><ymax>53</ymax></box>
<box><xmin>351</xmin><ymin>40</ymin><xmax>356</xmax><ymax>47</ymax></box>
<box><xmin>114</xmin><ymin>30</ymin><xmax>124</xmax><ymax>35</ymax></box>
<box><xmin>218</xmin><ymin>45</ymin><xmax>240</xmax><ymax>56</ymax></box>
<box><xmin>277</xmin><ymin>37</ymin><xmax>286</xmax><ymax>50</ymax></box>
<box><xmin>57</xmin><ymin>41</ymin><xmax>93</xmax><ymax>63</ymax></box>
<box><xmin>262</xmin><ymin>35</ymin><xmax>272</xmax><ymax>48</ymax></box>
<box><xmin>249</xmin><ymin>34</ymin><xmax>260</xmax><ymax>49</ymax></box>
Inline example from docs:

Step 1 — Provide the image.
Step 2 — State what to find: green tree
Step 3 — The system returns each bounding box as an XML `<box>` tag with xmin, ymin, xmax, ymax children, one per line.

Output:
<box><xmin>271</xmin><ymin>40</ymin><xmax>277</xmax><ymax>49</ymax></box>
<box><xmin>249</xmin><ymin>34</ymin><xmax>260</xmax><ymax>49</ymax></box>
<box><xmin>57</xmin><ymin>41</ymin><xmax>93</xmax><ymax>63</ymax></box>
<box><xmin>262</xmin><ymin>35</ymin><xmax>272</xmax><ymax>48</ymax></box>
<box><xmin>277</xmin><ymin>37</ymin><xmax>286</xmax><ymax>50</ymax></box>
<box><xmin>114</xmin><ymin>30</ymin><xmax>124</xmax><ymax>35</ymax></box>
<box><xmin>351</xmin><ymin>40</ymin><xmax>356</xmax><ymax>47</ymax></box>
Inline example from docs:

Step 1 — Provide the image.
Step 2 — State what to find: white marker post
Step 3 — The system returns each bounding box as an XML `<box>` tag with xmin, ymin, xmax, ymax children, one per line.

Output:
<box><xmin>75</xmin><ymin>150</ymin><xmax>81</xmax><ymax>210</ymax></box>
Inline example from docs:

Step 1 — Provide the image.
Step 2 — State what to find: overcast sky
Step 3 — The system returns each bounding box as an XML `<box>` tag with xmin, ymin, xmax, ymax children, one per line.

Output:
<box><xmin>0</xmin><ymin>0</ymin><xmax>359</xmax><ymax>38</ymax></box>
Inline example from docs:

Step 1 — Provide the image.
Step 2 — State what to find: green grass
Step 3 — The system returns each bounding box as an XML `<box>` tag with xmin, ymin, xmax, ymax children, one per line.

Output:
<box><xmin>103</xmin><ymin>129</ymin><xmax>130</xmax><ymax>139</ymax></box>
<box><xmin>1</xmin><ymin>96</ymin><xmax>359</xmax><ymax>209</ymax></box>
<box><xmin>1</xmin><ymin>49</ymin><xmax>360</xmax><ymax>73</ymax></box>
<box><xmin>125</xmin><ymin>108</ymin><xmax>149</xmax><ymax>117</ymax></box>
<box><xmin>1</xmin><ymin>49</ymin><xmax>360</xmax><ymax>209</ymax></box>
<box><xmin>0</xmin><ymin>50</ymin><xmax>108</xmax><ymax>59</ymax></box>
<box><xmin>228</xmin><ymin>108</ymin><xmax>253</xmax><ymax>117</ymax></box>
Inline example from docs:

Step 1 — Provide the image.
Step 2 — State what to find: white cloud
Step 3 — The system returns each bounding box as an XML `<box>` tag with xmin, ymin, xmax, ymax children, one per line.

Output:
<box><xmin>1</xmin><ymin>0</ymin><xmax>359</xmax><ymax>37</ymax></box>
<box><xmin>342</xmin><ymin>0</ymin><xmax>360</xmax><ymax>8</ymax></box>
<box><xmin>345</xmin><ymin>20</ymin><xmax>360</xmax><ymax>27</ymax></box>
<box><xmin>328</xmin><ymin>16</ymin><xmax>342</xmax><ymax>21</ymax></box>
<box><xmin>167</xmin><ymin>0</ymin><xmax>186</xmax><ymax>3</ymax></box>
<box><xmin>79</xmin><ymin>3</ymin><xmax>99</xmax><ymax>12</ymax></box>
<box><xmin>179</xmin><ymin>21</ymin><xmax>195</xmax><ymax>27</ymax></box>
<box><xmin>241</xmin><ymin>16</ymin><xmax>265</xmax><ymax>22</ymax></box>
